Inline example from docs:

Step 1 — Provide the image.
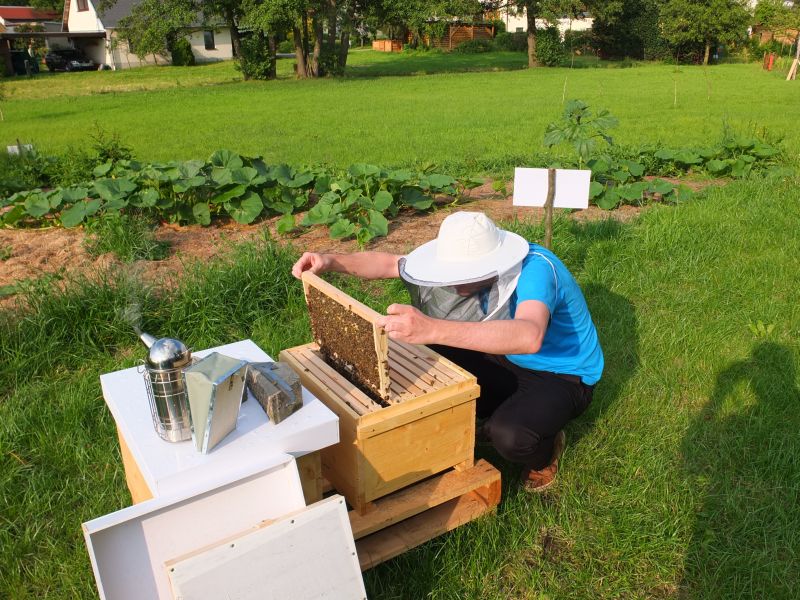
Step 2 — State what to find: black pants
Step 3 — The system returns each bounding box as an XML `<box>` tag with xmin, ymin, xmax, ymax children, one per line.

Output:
<box><xmin>430</xmin><ymin>345</ymin><xmax>594</xmax><ymax>470</ymax></box>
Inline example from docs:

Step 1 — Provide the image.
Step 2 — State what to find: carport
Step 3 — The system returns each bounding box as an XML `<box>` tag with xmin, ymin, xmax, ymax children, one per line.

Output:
<box><xmin>0</xmin><ymin>30</ymin><xmax>105</xmax><ymax>75</ymax></box>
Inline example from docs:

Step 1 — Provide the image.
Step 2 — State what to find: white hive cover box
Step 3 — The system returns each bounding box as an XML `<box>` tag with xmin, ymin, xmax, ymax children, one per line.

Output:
<box><xmin>166</xmin><ymin>495</ymin><xmax>366</xmax><ymax>600</ymax></box>
<box><xmin>99</xmin><ymin>340</ymin><xmax>339</xmax><ymax>499</ymax></box>
<box><xmin>83</xmin><ymin>453</ymin><xmax>311</xmax><ymax>600</ymax></box>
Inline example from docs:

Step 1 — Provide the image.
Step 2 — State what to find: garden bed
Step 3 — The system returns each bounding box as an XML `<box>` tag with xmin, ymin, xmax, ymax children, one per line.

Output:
<box><xmin>0</xmin><ymin>184</ymin><xmax>648</xmax><ymax>302</ymax></box>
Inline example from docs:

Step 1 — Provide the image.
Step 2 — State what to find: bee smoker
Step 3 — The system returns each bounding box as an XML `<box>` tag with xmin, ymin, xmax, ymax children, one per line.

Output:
<box><xmin>139</xmin><ymin>331</ymin><xmax>193</xmax><ymax>442</ymax></box>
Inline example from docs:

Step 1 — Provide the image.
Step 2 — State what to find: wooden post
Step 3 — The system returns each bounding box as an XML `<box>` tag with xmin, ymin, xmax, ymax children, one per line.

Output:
<box><xmin>543</xmin><ymin>168</ymin><xmax>556</xmax><ymax>250</ymax></box>
<box><xmin>787</xmin><ymin>33</ymin><xmax>799</xmax><ymax>81</ymax></box>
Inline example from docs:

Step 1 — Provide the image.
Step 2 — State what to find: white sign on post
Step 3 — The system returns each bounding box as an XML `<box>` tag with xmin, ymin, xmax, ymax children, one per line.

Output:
<box><xmin>512</xmin><ymin>168</ymin><xmax>591</xmax><ymax>209</ymax></box>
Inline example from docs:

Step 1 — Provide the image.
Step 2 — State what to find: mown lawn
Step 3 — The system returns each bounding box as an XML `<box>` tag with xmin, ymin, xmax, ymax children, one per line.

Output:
<box><xmin>2</xmin><ymin>56</ymin><xmax>798</xmax><ymax>173</ymax></box>
<box><xmin>1</xmin><ymin>174</ymin><xmax>798</xmax><ymax>598</ymax></box>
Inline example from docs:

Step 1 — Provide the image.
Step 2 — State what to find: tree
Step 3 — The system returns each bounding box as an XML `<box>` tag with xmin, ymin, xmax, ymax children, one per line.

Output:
<box><xmin>203</xmin><ymin>0</ymin><xmax>245</xmax><ymax>58</ymax></box>
<box><xmin>587</xmin><ymin>0</ymin><xmax>670</xmax><ymax>60</ymax></box>
<box><xmin>494</xmin><ymin>0</ymin><xmax>577</xmax><ymax>67</ymax></box>
<box><xmin>659</xmin><ymin>0</ymin><xmax>750</xmax><ymax>65</ymax></box>
<box><xmin>116</xmin><ymin>0</ymin><xmax>198</xmax><ymax>62</ymax></box>
<box><xmin>753</xmin><ymin>0</ymin><xmax>800</xmax><ymax>55</ymax></box>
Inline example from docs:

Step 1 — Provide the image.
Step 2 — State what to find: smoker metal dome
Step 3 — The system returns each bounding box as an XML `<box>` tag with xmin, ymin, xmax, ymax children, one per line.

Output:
<box><xmin>146</xmin><ymin>337</ymin><xmax>191</xmax><ymax>370</ymax></box>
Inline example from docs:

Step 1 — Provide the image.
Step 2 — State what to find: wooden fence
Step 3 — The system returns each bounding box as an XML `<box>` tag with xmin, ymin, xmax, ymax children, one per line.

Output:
<box><xmin>417</xmin><ymin>24</ymin><xmax>495</xmax><ymax>51</ymax></box>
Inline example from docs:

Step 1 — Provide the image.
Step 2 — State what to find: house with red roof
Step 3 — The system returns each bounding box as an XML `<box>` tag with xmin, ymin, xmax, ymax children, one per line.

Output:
<box><xmin>0</xmin><ymin>6</ymin><xmax>61</xmax><ymax>32</ymax></box>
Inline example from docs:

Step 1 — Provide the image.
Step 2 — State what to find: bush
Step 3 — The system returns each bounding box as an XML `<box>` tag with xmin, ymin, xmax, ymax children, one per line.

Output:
<box><xmin>453</xmin><ymin>38</ymin><xmax>494</xmax><ymax>54</ymax></box>
<box><xmin>236</xmin><ymin>34</ymin><xmax>273</xmax><ymax>80</ymax></box>
<box><xmin>0</xmin><ymin>150</ymin><xmax>54</xmax><ymax>195</ymax></box>
<box><xmin>493</xmin><ymin>32</ymin><xmax>527</xmax><ymax>52</ymax></box>
<box><xmin>491</xmin><ymin>19</ymin><xmax>506</xmax><ymax>34</ymax></box>
<box><xmin>170</xmin><ymin>37</ymin><xmax>195</xmax><ymax>66</ymax></box>
<box><xmin>563</xmin><ymin>30</ymin><xmax>595</xmax><ymax>55</ymax></box>
<box><xmin>49</xmin><ymin>149</ymin><xmax>97</xmax><ymax>187</ymax></box>
<box><xmin>91</xmin><ymin>127</ymin><xmax>134</xmax><ymax>165</ymax></box>
<box><xmin>277</xmin><ymin>40</ymin><xmax>293</xmax><ymax>54</ymax></box>
<box><xmin>536</xmin><ymin>26</ymin><xmax>565</xmax><ymax>66</ymax></box>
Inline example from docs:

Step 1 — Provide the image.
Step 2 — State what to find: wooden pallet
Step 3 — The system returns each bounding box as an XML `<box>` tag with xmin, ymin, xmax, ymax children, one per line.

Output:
<box><xmin>347</xmin><ymin>459</ymin><xmax>501</xmax><ymax>571</ymax></box>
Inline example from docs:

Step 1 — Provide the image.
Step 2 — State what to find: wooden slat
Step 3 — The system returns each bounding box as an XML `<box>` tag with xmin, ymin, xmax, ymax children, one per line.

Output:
<box><xmin>390</xmin><ymin>341</ymin><xmax>462</xmax><ymax>382</ymax></box>
<box><xmin>389</xmin><ymin>351</ymin><xmax>442</xmax><ymax>389</ymax></box>
<box><xmin>296</xmin><ymin>452</ymin><xmax>323</xmax><ymax>505</ymax></box>
<box><xmin>352</xmin><ymin>461</ymin><xmax>501</xmax><ymax>570</ymax></box>
<box><xmin>358</xmin><ymin>385</ymin><xmax>478</xmax><ymax>438</ymax></box>
<box><xmin>280</xmin><ymin>346</ymin><xmax>364</xmax><ymax>422</ymax></box>
<box><xmin>348</xmin><ymin>460</ymin><xmax>499</xmax><ymax>539</ymax></box>
<box><xmin>387</xmin><ymin>367</ymin><xmax>426</xmax><ymax>397</ymax></box>
<box><xmin>118</xmin><ymin>430</ymin><xmax>153</xmax><ymax>504</ymax></box>
<box><xmin>299</xmin><ymin>347</ymin><xmax>376</xmax><ymax>414</ymax></box>
<box><xmin>356</xmin><ymin>494</ymin><xmax>493</xmax><ymax>570</ymax></box>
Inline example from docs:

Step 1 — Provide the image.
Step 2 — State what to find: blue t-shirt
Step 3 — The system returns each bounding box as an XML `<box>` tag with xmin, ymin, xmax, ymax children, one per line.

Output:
<box><xmin>507</xmin><ymin>244</ymin><xmax>604</xmax><ymax>385</ymax></box>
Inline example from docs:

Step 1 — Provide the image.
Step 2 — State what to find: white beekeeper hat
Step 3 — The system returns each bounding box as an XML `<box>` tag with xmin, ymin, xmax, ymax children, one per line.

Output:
<box><xmin>401</xmin><ymin>212</ymin><xmax>530</xmax><ymax>286</ymax></box>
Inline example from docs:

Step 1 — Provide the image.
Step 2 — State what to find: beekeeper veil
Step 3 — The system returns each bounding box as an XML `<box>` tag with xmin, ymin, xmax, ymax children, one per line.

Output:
<box><xmin>398</xmin><ymin>212</ymin><xmax>530</xmax><ymax>322</ymax></box>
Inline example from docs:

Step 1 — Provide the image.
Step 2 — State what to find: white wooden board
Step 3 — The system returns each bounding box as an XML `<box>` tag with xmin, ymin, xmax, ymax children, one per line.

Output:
<box><xmin>83</xmin><ymin>453</ymin><xmax>306</xmax><ymax>600</ymax></box>
<box><xmin>512</xmin><ymin>167</ymin><xmax>591</xmax><ymax>209</ymax></box>
<box><xmin>167</xmin><ymin>495</ymin><xmax>366</xmax><ymax>600</ymax></box>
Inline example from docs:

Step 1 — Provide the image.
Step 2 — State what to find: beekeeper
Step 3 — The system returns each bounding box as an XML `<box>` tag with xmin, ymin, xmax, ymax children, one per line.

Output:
<box><xmin>291</xmin><ymin>211</ymin><xmax>603</xmax><ymax>491</ymax></box>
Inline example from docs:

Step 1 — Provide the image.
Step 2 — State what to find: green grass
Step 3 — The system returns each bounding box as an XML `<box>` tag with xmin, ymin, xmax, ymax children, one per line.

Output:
<box><xmin>83</xmin><ymin>213</ymin><xmax>169</xmax><ymax>262</ymax></box>
<box><xmin>2</xmin><ymin>59</ymin><xmax>798</xmax><ymax>174</ymax></box>
<box><xmin>1</xmin><ymin>173</ymin><xmax>799</xmax><ymax>598</ymax></box>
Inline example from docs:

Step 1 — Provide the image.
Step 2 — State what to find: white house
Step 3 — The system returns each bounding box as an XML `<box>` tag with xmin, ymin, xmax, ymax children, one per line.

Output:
<box><xmin>499</xmin><ymin>10</ymin><xmax>593</xmax><ymax>38</ymax></box>
<box><xmin>62</xmin><ymin>0</ymin><xmax>233</xmax><ymax>69</ymax></box>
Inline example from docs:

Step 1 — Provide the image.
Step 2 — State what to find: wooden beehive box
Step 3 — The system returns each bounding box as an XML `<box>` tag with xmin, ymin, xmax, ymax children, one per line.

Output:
<box><xmin>281</xmin><ymin>274</ymin><xmax>480</xmax><ymax>514</ymax></box>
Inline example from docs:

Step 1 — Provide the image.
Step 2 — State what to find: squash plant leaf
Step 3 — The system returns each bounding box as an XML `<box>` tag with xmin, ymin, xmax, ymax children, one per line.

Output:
<box><xmin>61</xmin><ymin>187</ymin><xmax>89</xmax><ymax>203</ymax></box>
<box><xmin>367</xmin><ymin>210</ymin><xmax>389</xmax><ymax>237</ymax></box>
<box><xmin>192</xmin><ymin>202</ymin><xmax>211</xmax><ymax>226</ymax></box>
<box><xmin>212</xmin><ymin>184</ymin><xmax>248</xmax><ymax>205</ymax></box>
<box><xmin>276</xmin><ymin>212</ymin><xmax>296</xmax><ymax>234</ymax></box>
<box><xmin>209</xmin><ymin>150</ymin><xmax>244</xmax><ymax>170</ymax></box>
<box><xmin>330</xmin><ymin>218</ymin><xmax>356</xmax><ymax>239</ymax></box>
<box><xmin>93</xmin><ymin>178</ymin><xmax>137</xmax><ymax>201</ymax></box>
<box><xmin>24</xmin><ymin>193</ymin><xmax>51</xmax><ymax>218</ymax></box>
<box><xmin>373</xmin><ymin>190</ymin><xmax>393</xmax><ymax>212</ymax></box>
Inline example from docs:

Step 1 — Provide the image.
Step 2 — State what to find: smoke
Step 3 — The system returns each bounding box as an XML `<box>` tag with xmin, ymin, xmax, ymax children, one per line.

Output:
<box><xmin>120</xmin><ymin>302</ymin><xmax>143</xmax><ymax>336</ymax></box>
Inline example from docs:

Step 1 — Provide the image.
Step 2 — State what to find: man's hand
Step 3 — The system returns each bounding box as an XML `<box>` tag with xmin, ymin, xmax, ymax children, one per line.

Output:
<box><xmin>292</xmin><ymin>252</ymin><xmax>329</xmax><ymax>279</ymax></box>
<box><xmin>376</xmin><ymin>304</ymin><xmax>435</xmax><ymax>344</ymax></box>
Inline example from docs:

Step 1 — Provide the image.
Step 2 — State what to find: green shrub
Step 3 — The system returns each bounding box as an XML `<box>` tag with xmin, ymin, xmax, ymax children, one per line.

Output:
<box><xmin>0</xmin><ymin>150</ymin><xmax>53</xmax><ymax>195</ymax></box>
<box><xmin>84</xmin><ymin>213</ymin><xmax>169</xmax><ymax>262</ymax></box>
<box><xmin>493</xmin><ymin>32</ymin><xmax>527</xmax><ymax>52</ymax></box>
<box><xmin>277</xmin><ymin>40</ymin><xmax>293</xmax><ymax>53</ymax></box>
<box><xmin>236</xmin><ymin>35</ymin><xmax>273</xmax><ymax>80</ymax></box>
<box><xmin>563</xmin><ymin>30</ymin><xmax>595</xmax><ymax>54</ymax></box>
<box><xmin>490</xmin><ymin>19</ymin><xmax>506</xmax><ymax>34</ymax></box>
<box><xmin>536</xmin><ymin>26</ymin><xmax>565</xmax><ymax>66</ymax></box>
<box><xmin>91</xmin><ymin>127</ymin><xmax>134</xmax><ymax>165</ymax></box>
<box><xmin>453</xmin><ymin>38</ymin><xmax>494</xmax><ymax>54</ymax></box>
<box><xmin>170</xmin><ymin>36</ymin><xmax>196</xmax><ymax>66</ymax></box>
<box><xmin>49</xmin><ymin>148</ymin><xmax>97</xmax><ymax>187</ymax></box>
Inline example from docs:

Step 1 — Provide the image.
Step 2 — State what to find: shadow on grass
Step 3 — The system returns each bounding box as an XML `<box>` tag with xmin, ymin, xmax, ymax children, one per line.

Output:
<box><xmin>680</xmin><ymin>342</ymin><xmax>800</xmax><ymax>599</ymax></box>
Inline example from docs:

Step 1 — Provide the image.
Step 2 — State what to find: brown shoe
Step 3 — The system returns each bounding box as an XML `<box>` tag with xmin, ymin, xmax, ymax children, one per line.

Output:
<box><xmin>521</xmin><ymin>430</ymin><xmax>566</xmax><ymax>493</ymax></box>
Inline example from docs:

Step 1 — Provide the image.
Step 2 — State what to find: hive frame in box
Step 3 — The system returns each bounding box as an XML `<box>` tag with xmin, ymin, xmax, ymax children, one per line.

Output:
<box><xmin>302</xmin><ymin>271</ymin><xmax>391</xmax><ymax>402</ymax></box>
<box><xmin>281</xmin><ymin>338</ymin><xmax>480</xmax><ymax>515</ymax></box>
